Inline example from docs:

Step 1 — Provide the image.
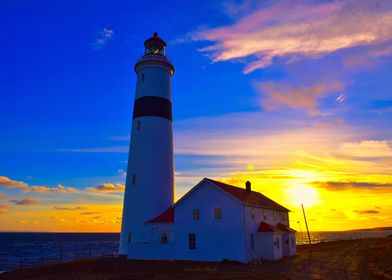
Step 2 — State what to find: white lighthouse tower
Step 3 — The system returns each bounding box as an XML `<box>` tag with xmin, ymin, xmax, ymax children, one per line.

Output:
<box><xmin>119</xmin><ymin>32</ymin><xmax>175</xmax><ymax>256</ymax></box>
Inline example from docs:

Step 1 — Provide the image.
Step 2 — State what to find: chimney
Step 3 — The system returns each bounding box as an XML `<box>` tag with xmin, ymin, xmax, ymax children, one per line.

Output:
<box><xmin>245</xmin><ymin>181</ymin><xmax>251</xmax><ymax>192</ymax></box>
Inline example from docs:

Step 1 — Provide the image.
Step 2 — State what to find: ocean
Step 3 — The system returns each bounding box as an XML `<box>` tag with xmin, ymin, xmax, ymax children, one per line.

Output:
<box><xmin>0</xmin><ymin>232</ymin><xmax>119</xmax><ymax>273</ymax></box>
<box><xmin>1</xmin><ymin>230</ymin><xmax>391</xmax><ymax>273</ymax></box>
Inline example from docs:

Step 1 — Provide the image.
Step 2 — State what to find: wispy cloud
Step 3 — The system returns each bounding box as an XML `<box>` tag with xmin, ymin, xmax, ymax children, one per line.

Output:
<box><xmin>92</xmin><ymin>28</ymin><xmax>114</xmax><ymax>49</ymax></box>
<box><xmin>256</xmin><ymin>81</ymin><xmax>344</xmax><ymax>115</ymax></box>
<box><xmin>61</xmin><ymin>146</ymin><xmax>127</xmax><ymax>153</ymax></box>
<box><xmin>23</xmin><ymin>185</ymin><xmax>79</xmax><ymax>194</ymax></box>
<box><xmin>338</xmin><ymin>140</ymin><xmax>392</xmax><ymax>158</ymax></box>
<box><xmin>10</xmin><ymin>197</ymin><xmax>39</xmax><ymax>205</ymax></box>
<box><xmin>354</xmin><ymin>209</ymin><xmax>380</xmax><ymax>214</ymax></box>
<box><xmin>0</xmin><ymin>176</ymin><xmax>28</xmax><ymax>189</ymax></box>
<box><xmin>312</xmin><ymin>181</ymin><xmax>392</xmax><ymax>191</ymax></box>
<box><xmin>53</xmin><ymin>206</ymin><xmax>84</xmax><ymax>211</ymax></box>
<box><xmin>80</xmin><ymin>211</ymin><xmax>101</xmax><ymax>215</ymax></box>
<box><xmin>0</xmin><ymin>204</ymin><xmax>9</xmax><ymax>214</ymax></box>
<box><xmin>194</xmin><ymin>0</ymin><xmax>392</xmax><ymax>73</ymax></box>
<box><xmin>86</xmin><ymin>183</ymin><xmax>125</xmax><ymax>193</ymax></box>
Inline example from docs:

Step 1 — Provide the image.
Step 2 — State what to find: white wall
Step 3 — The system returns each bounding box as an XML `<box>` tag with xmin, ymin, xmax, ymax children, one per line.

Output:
<box><xmin>282</xmin><ymin>232</ymin><xmax>296</xmax><ymax>256</ymax></box>
<box><xmin>119</xmin><ymin>56</ymin><xmax>174</xmax><ymax>255</ymax></box>
<box><xmin>243</xmin><ymin>206</ymin><xmax>289</xmax><ymax>261</ymax></box>
<box><xmin>135</xmin><ymin>65</ymin><xmax>172</xmax><ymax>100</ymax></box>
<box><xmin>174</xmin><ymin>181</ymin><xmax>246</xmax><ymax>262</ymax></box>
<box><xmin>257</xmin><ymin>233</ymin><xmax>283</xmax><ymax>260</ymax></box>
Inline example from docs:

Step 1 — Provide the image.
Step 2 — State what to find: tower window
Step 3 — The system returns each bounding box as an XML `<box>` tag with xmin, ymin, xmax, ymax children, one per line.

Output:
<box><xmin>161</xmin><ymin>232</ymin><xmax>168</xmax><ymax>243</ymax></box>
<box><xmin>250</xmin><ymin>233</ymin><xmax>254</xmax><ymax>250</ymax></box>
<box><xmin>214</xmin><ymin>208</ymin><xmax>222</xmax><ymax>220</ymax></box>
<box><xmin>137</xmin><ymin>121</ymin><xmax>141</xmax><ymax>131</ymax></box>
<box><xmin>132</xmin><ymin>174</ymin><xmax>136</xmax><ymax>185</ymax></box>
<box><xmin>192</xmin><ymin>209</ymin><xmax>200</xmax><ymax>220</ymax></box>
<box><xmin>141</xmin><ymin>73</ymin><xmax>145</xmax><ymax>82</ymax></box>
<box><xmin>128</xmin><ymin>233</ymin><xmax>132</xmax><ymax>243</ymax></box>
<box><xmin>188</xmin><ymin>234</ymin><xmax>196</xmax><ymax>250</ymax></box>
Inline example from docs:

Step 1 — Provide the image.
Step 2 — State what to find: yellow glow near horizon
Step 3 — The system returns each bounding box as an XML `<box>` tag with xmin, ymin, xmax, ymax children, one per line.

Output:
<box><xmin>285</xmin><ymin>183</ymin><xmax>321</xmax><ymax>208</ymax></box>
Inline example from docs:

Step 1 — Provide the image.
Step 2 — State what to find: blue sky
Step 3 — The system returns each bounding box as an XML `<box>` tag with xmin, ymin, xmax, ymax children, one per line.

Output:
<box><xmin>1</xmin><ymin>0</ymin><xmax>392</xmax><ymax>231</ymax></box>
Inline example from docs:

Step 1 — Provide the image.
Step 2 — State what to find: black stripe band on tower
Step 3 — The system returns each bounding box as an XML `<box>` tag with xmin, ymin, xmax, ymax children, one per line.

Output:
<box><xmin>133</xmin><ymin>96</ymin><xmax>172</xmax><ymax>121</ymax></box>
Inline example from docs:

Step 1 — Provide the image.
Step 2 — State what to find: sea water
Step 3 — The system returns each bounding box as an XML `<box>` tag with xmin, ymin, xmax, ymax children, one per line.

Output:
<box><xmin>0</xmin><ymin>232</ymin><xmax>119</xmax><ymax>273</ymax></box>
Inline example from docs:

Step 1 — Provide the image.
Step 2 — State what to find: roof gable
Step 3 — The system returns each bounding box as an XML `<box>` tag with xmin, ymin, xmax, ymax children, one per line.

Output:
<box><xmin>257</xmin><ymin>221</ymin><xmax>283</xmax><ymax>233</ymax></box>
<box><xmin>145</xmin><ymin>207</ymin><xmax>174</xmax><ymax>224</ymax></box>
<box><xmin>277</xmin><ymin>222</ymin><xmax>297</xmax><ymax>233</ymax></box>
<box><xmin>206</xmin><ymin>178</ymin><xmax>290</xmax><ymax>212</ymax></box>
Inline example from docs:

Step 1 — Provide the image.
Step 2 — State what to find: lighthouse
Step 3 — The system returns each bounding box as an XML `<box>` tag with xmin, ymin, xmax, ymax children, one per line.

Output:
<box><xmin>119</xmin><ymin>32</ymin><xmax>175</xmax><ymax>256</ymax></box>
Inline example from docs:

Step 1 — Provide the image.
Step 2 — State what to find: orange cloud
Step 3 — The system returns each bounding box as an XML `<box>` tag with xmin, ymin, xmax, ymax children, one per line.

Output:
<box><xmin>0</xmin><ymin>176</ymin><xmax>27</xmax><ymax>189</ymax></box>
<box><xmin>0</xmin><ymin>204</ymin><xmax>9</xmax><ymax>214</ymax></box>
<box><xmin>256</xmin><ymin>81</ymin><xmax>344</xmax><ymax>115</ymax></box>
<box><xmin>194</xmin><ymin>0</ymin><xmax>392</xmax><ymax>73</ymax></box>
<box><xmin>311</xmin><ymin>181</ymin><xmax>392</xmax><ymax>192</ymax></box>
<box><xmin>86</xmin><ymin>183</ymin><xmax>125</xmax><ymax>193</ymax></box>
<box><xmin>23</xmin><ymin>184</ymin><xmax>79</xmax><ymax>194</ymax></box>
<box><xmin>10</xmin><ymin>197</ymin><xmax>39</xmax><ymax>205</ymax></box>
<box><xmin>354</xmin><ymin>210</ymin><xmax>380</xmax><ymax>214</ymax></box>
<box><xmin>53</xmin><ymin>206</ymin><xmax>84</xmax><ymax>211</ymax></box>
<box><xmin>80</xmin><ymin>211</ymin><xmax>101</xmax><ymax>215</ymax></box>
<box><xmin>338</xmin><ymin>140</ymin><xmax>392</xmax><ymax>158</ymax></box>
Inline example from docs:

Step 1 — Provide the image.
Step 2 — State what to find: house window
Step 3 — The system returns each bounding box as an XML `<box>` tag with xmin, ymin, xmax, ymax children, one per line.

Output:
<box><xmin>128</xmin><ymin>233</ymin><xmax>132</xmax><ymax>243</ymax></box>
<box><xmin>141</xmin><ymin>73</ymin><xmax>145</xmax><ymax>81</ymax></box>
<box><xmin>286</xmin><ymin>239</ymin><xmax>289</xmax><ymax>245</ymax></box>
<box><xmin>214</xmin><ymin>208</ymin><xmax>222</xmax><ymax>220</ymax></box>
<box><xmin>250</xmin><ymin>233</ymin><xmax>254</xmax><ymax>250</ymax></box>
<box><xmin>137</xmin><ymin>121</ymin><xmax>141</xmax><ymax>131</ymax></box>
<box><xmin>161</xmin><ymin>232</ymin><xmax>168</xmax><ymax>243</ymax></box>
<box><xmin>189</xmin><ymin>234</ymin><xmax>196</xmax><ymax>250</ymax></box>
<box><xmin>132</xmin><ymin>174</ymin><xmax>136</xmax><ymax>185</ymax></box>
<box><xmin>192</xmin><ymin>209</ymin><xmax>200</xmax><ymax>220</ymax></box>
<box><xmin>276</xmin><ymin>238</ymin><xmax>280</xmax><ymax>249</ymax></box>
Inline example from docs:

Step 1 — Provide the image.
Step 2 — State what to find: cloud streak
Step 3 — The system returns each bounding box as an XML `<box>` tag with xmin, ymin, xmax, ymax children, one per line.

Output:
<box><xmin>23</xmin><ymin>185</ymin><xmax>79</xmax><ymax>194</ymax></box>
<box><xmin>312</xmin><ymin>181</ymin><xmax>392</xmax><ymax>191</ymax></box>
<box><xmin>194</xmin><ymin>0</ymin><xmax>392</xmax><ymax>73</ymax></box>
<box><xmin>10</xmin><ymin>197</ymin><xmax>39</xmax><ymax>205</ymax></box>
<box><xmin>0</xmin><ymin>204</ymin><xmax>9</xmax><ymax>214</ymax></box>
<box><xmin>86</xmin><ymin>183</ymin><xmax>125</xmax><ymax>193</ymax></box>
<box><xmin>0</xmin><ymin>176</ymin><xmax>27</xmax><ymax>189</ymax></box>
<box><xmin>92</xmin><ymin>28</ymin><xmax>114</xmax><ymax>49</ymax></box>
<box><xmin>354</xmin><ymin>210</ymin><xmax>380</xmax><ymax>214</ymax></box>
<box><xmin>256</xmin><ymin>81</ymin><xmax>344</xmax><ymax>115</ymax></box>
<box><xmin>53</xmin><ymin>206</ymin><xmax>84</xmax><ymax>211</ymax></box>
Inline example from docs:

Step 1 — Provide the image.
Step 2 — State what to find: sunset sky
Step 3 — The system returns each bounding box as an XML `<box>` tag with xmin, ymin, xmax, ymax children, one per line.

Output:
<box><xmin>1</xmin><ymin>0</ymin><xmax>392</xmax><ymax>232</ymax></box>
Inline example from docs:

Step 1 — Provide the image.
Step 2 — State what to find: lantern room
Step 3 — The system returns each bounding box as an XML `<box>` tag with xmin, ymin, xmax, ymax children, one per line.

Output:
<box><xmin>144</xmin><ymin>32</ymin><xmax>166</xmax><ymax>56</ymax></box>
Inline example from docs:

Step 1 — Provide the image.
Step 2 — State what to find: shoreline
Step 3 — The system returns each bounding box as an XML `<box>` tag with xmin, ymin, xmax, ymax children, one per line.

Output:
<box><xmin>1</xmin><ymin>237</ymin><xmax>391</xmax><ymax>279</ymax></box>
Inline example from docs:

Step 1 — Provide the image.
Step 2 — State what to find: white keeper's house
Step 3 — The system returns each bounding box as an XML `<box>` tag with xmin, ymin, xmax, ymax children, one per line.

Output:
<box><xmin>119</xmin><ymin>33</ymin><xmax>296</xmax><ymax>263</ymax></box>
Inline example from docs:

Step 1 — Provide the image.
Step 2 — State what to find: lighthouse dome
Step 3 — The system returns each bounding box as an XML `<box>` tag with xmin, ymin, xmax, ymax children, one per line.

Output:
<box><xmin>144</xmin><ymin>32</ymin><xmax>166</xmax><ymax>56</ymax></box>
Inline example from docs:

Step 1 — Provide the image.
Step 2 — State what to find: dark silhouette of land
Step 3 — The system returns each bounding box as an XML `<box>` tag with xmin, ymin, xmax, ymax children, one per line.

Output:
<box><xmin>1</xmin><ymin>238</ymin><xmax>391</xmax><ymax>280</ymax></box>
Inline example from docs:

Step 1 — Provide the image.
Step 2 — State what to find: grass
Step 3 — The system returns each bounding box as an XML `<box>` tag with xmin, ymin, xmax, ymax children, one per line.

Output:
<box><xmin>1</xmin><ymin>237</ymin><xmax>392</xmax><ymax>279</ymax></box>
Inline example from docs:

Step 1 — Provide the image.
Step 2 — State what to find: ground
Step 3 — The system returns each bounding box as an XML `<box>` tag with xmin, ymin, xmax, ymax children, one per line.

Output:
<box><xmin>1</xmin><ymin>238</ymin><xmax>392</xmax><ymax>280</ymax></box>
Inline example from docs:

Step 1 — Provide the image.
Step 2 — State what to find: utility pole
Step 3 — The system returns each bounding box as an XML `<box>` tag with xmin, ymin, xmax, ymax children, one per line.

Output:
<box><xmin>301</xmin><ymin>203</ymin><xmax>312</xmax><ymax>246</ymax></box>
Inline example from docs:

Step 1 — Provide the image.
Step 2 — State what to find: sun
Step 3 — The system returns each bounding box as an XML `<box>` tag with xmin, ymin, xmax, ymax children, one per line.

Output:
<box><xmin>285</xmin><ymin>183</ymin><xmax>321</xmax><ymax>208</ymax></box>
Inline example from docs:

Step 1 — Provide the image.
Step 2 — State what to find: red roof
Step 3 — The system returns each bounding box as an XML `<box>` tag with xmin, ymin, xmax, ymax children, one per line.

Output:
<box><xmin>145</xmin><ymin>207</ymin><xmax>174</xmax><ymax>224</ymax></box>
<box><xmin>277</xmin><ymin>223</ymin><xmax>297</xmax><ymax>233</ymax></box>
<box><xmin>258</xmin><ymin>222</ymin><xmax>283</xmax><ymax>233</ymax></box>
<box><xmin>206</xmin><ymin>178</ymin><xmax>290</xmax><ymax>212</ymax></box>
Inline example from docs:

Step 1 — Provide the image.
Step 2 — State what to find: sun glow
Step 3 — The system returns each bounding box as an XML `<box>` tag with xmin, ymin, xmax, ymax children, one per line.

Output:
<box><xmin>285</xmin><ymin>183</ymin><xmax>321</xmax><ymax>208</ymax></box>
